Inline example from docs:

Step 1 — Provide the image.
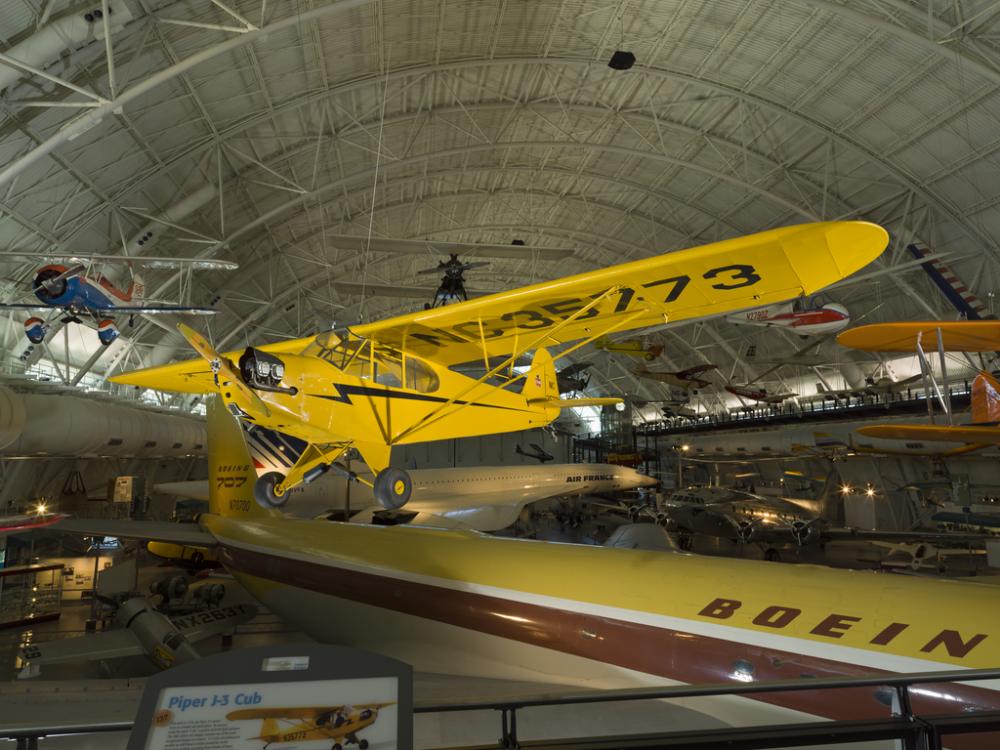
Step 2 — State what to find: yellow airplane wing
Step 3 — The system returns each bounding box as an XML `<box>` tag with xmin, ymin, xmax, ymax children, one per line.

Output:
<box><xmin>351</xmin><ymin>221</ymin><xmax>887</xmax><ymax>366</ymax></box>
<box><xmin>227</xmin><ymin>706</ymin><xmax>341</xmax><ymax>721</ymax></box>
<box><xmin>113</xmin><ymin>221</ymin><xmax>886</xmax><ymax>388</ymax></box>
<box><xmin>857</xmin><ymin>424</ymin><xmax>1000</xmax><ymax>445</ymax></box>
<box><xmin>838</xmin><ymin>321</ymin><xmax>1000</xmax><ymax>352</ymax></box>
<box><xmin>227</xmin><ymin>703</ymin><xmax>393</xmax><ymax>722</ymax></box>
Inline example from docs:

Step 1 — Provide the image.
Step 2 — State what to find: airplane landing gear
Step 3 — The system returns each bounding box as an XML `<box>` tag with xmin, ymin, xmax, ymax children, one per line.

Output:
<box><xmin>373</xmin><ymin>467</ymin><xmax>412</xmax><ymax>510</ymax></box>
<box><xmin>359</xmin><ymin>740</ymin><xmax>369</xmax><ymax>749</ymax></box>
<box><xmin>254</xmin><ymin>471</ymin><xmax>289</xmax><ymax>509</ymax></box>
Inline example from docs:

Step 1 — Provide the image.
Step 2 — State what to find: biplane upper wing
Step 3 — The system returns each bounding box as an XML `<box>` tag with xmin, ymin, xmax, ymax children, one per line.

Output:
<box><xmin>351</xmin><ymin>221</ymin><xmax>887</xmax><ymax>366</ymax></box>
<box><xmin>838</xmin><ymin>321</ymin><xmax>1000</xmax><ymax>352</ymax></box>
<box><xmin>111</xmin><ymin>221</ymin><xmax>886</xmax><ymax>389</ymax></box>
<box><xmin>0</xmin><ymin>251</ymin><xmax>237</xmax><ymax>270</ymax></box>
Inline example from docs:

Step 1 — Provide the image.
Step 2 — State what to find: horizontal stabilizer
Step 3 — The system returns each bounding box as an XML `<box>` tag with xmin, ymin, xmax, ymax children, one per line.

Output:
<box><xmin>839</xmin><ymin>321</ymin><xmax>1000</xmax><ymax>352</ymax></box>
<box><xmin>533</xmin><ymin>397</ymin><xmax>622</xmax><ymax>408</ymax></box>
<box><xmin>19</xmin><ymin>629</ymin><xmax>143</xmax><ymax>665</ymax></box>
<box><xmin>857</xmin><ymin>424</ymin><xmax>1000</xmax><ymax>446</ymax></box>
<box><xmin>54</xmin><ymin>519</ymin><xmax>217</xmax><ymax>547</ymax></box>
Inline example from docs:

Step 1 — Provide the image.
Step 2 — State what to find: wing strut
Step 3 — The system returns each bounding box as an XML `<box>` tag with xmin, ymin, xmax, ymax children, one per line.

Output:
<box><xmin>390</xmin><ymin>287</ymin><xmax>645</xmax><ymax>444</ymax></box>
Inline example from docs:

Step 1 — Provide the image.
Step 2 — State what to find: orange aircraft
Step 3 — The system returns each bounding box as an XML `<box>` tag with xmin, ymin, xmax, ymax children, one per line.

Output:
<box><xmin>838</xmin><ymin>320</ymin><xmax>1000</xmax><ymax>448</ymax></box>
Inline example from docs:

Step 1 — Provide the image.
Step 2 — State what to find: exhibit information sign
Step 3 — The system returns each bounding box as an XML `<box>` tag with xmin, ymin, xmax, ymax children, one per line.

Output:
<box><xmin>127</xmin><ymin>645</ymin><xmax>412</xmax><ymax>750</ymax></box>
<box><xmin>145</xmin><ymin>676</ymin><xmax>398</xmax><ymax>750</ymax></box>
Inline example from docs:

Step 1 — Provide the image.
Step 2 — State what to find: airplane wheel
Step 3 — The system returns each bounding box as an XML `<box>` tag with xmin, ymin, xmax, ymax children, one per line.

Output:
<box><xmin>254</xmin><ymin>472</ymin><xmax>289</xmax><ymax>509</ymax></box>
<box><xmin>332</xmin><ymin>744</ymin><xmax>342</xmax><ymax>750</ymax></box>
<box><xmin>764</xmin><ymin>548</ymin><xmax>781</xmax><ymax>563</ymax></box>
<box><xmin>373</xmin><ymin>467</ymin><xmax>412</xmax><ymax>510</ymax></box>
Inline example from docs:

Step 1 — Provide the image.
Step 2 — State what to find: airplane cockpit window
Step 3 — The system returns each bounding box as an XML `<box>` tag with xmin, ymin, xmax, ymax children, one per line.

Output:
<box><xmin>303</xmin><ymin>331</ymin><xmax>439</xmax><ymax>392</ymax></box>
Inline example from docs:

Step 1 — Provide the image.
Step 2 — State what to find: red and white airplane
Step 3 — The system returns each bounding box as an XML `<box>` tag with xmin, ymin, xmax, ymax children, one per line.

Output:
<box><xmin>0</xmin><ymin>253</ymin><xmax>235</xmax><ymax>346</ymax></box>
<box><xmin>726</xmin><ymin>295</ymin><xmax>850</xmax><ymax>336</ymax></box>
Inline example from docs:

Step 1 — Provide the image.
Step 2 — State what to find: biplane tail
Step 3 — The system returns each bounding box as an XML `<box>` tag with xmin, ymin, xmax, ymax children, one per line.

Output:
<box><xmin>972</xmin><ymin>370</ymin><xmax>1000</xmax><ymax>424</ymax></box>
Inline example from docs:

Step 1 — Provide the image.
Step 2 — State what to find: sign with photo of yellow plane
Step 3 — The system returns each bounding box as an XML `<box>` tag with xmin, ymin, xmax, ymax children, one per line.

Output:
<box><xmin>112</xmin><ymin>221</ymin><xmax>887</xmax><ymax>512</ymax></box>
<box><xmin>145</xmin><ymin>676</ymin><xmax>398</xmax><ymax>750</ymax></box>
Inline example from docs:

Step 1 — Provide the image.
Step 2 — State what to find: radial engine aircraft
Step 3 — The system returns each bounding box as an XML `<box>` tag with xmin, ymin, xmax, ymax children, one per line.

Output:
<box><xmin>227</xmin><ymin>703</ymin><xmax>393</xmax><ymax>750</ymax></box>
<box><xmin>660</xmin><ymin>485</ymin><xmax>992</xmax><ymax>551</ymax></box>
<box><xmin>111</xmin><ymin>221</ymin><xmax>888</xmax><ymax>512</ymax></box>
<box><xmin>0</xmin><ymin>252</ymin><xmax>236</xmax><ymax>345</ymax></box>
<box><xmin>725</xmin><ymin>294</ymin><xmax>850</xmax><ymax>336</ymax></box>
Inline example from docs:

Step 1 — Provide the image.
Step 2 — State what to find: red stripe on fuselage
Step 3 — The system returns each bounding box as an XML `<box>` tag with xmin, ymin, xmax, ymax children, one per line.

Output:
<box><xmin>219</xmin><ymin>542</ymin><xmax>1000</xmax><ymax>733</ymax></box>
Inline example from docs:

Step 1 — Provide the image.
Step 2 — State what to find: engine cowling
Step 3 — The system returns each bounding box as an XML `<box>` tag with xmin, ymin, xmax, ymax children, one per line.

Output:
<box><xmin>97</xmin><ymin>319</ymin><xmax>120</xmax><ymax>346</ymax></box>
<box><xmin>239</xmin><ymin>347</ymin><xmax>294</xmax><ymax>393</ymax></box>
<box><xmin>32</xmin><ymin>267</ymin><xmax>66</xmax><ymax>299</ymax></box>
<box><xmin>735</xmin><ymin>519</ymin><xmax>759</xmax><ymax>543</ymax></box>
<box><xmin>24</xmin><ymin>317</ymin><xmax>48</xmax><ymax>344</ymax></box>
<box><xmin>791</xmin><ymin>519</ymin><xmax>821</xmax><ymax>546</ymax></box>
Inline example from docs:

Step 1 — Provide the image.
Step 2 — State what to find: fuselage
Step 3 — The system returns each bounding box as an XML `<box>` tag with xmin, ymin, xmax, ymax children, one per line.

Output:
<box><xmin>33</xmin><ymin>264</ymin><xmax>135</xmax><ymax>311</ymax></box>
<box><xmin>158</xmin><ymin>463</ymin><xmax>654</xmax><ymax>528</ymax></box>
<box><xmin>204</xmin><ymin>513</ymin><xmax>1000</xmax><ymax>740</ymax></box>
<box><xmin>661</xmin><ymin>487</ymin><xmax>817</xmax><ymax>542</ymax></box>
<box><xmin>726</xmin><ymin>301</ymin><xmax>850</xmax><ymax>336</ymax></box>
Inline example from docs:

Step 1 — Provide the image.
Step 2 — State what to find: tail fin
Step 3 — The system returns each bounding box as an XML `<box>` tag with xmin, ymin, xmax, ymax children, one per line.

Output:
<box><xmin>522</xmin><ymin>347</ymin><xmax>559</xmax><ymax>403</ymax></box>
<box><xmin>972</xmin><ymin>370</ymin><xmax>1000</xmax><ymax>424</ymax></box>
<box><xmin>126</xmin><ymin>271</ymin><xmax>144</xmax><ymax>302</ymax></box>
<box><xmin>817</xmin><ymin>466</ymin><xmax>845</xmax><ymax>525</ymax></box>
<box><xmin>207</xmin><ymin>396</ymin><xmax>281</xmax><ymax>520</ymax></box>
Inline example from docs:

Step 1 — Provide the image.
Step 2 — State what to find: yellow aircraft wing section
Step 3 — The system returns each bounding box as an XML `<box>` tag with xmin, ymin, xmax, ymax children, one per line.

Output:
<box><xmin>838</xmin><ymin>321</ymin><xmax>1000</xmax><ymax>352</ymax></box>
<box><xmin>226</xmin><ymin>707</ymin><xmax>338</xmax><ymax>721</ymax></box>
<box><xmin>112</xmin><ymin>221</ymin><xmax>886</xmax><ymax>389</ymax></box>
<box><xmin>227</xmin><ymin>703</ymin><xmax>391</xmax><ymax>721</ymax></box>
<box><xmin>857</xmin><ymin>424</ymin><xmax>1000</xmax><ymax>445</ymax></box>
<box><xmin>351</xmin><ymin>221</ymin><xmax>888</xmax><ymax>366</ymax></box>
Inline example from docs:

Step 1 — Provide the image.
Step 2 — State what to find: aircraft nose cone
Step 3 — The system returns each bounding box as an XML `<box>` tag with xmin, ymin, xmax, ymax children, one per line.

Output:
<box><xmin>824</xmin><ymin>302</ymin><xmax>849</xmax><ymax>318</ymax></box>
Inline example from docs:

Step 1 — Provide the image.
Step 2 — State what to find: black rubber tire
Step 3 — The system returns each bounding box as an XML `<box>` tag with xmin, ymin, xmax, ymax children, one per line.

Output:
<box><xmin>254</xmin><ymin>471</ymin><xmax>289</xmax><ymax>509</ymax></box>
<box><xmin>359</xmin><ymin>741</ymin><xmax>369</xmax><ymax>750</ymax></box>
<box><xmin>333</xmin><ymin>744</ymin><xmax>342</xmax><ymax>750</ymax></box>
<box><xmin>373</xmin><ymin>467</ymin><xmax>412</xmax><ymax>510</ymax></box>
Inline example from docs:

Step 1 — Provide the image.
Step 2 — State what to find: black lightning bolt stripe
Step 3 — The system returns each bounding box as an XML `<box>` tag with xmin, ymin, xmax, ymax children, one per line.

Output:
<box><xmin>308</xmin><ymin>384</ymin><xmax>527</xmax><ymax>411</ymax></box>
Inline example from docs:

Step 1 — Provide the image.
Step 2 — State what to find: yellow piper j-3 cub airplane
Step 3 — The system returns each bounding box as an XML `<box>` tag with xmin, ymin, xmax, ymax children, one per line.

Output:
<box><xmin>112</xmin><ymin>221</ymin><xmax>888</xmax><ymax>510</ymax></box>
<box><xmin>227</xmin><ymin>703</ymin><xmax>392</xmax><ymax>750</ymax></box>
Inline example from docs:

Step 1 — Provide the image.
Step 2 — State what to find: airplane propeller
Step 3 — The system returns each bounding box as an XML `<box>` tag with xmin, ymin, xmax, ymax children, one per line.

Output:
<box><xmin>176</xmin><ymin>323</ymin><xmax>271</xmax><ymax>418</ymax></box>
<box><xmin>33</xmin><ymin>264</ymin><xmax>86</xmax><ymax>296</ymax></box>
